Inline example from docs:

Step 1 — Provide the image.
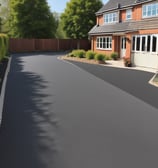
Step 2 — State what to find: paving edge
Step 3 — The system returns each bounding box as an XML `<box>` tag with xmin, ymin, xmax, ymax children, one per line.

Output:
<box><xmin>0</xmin><ymin>56</ymin><xmax>12</xmax><ymax>125</ymax></box>
<box><xmin>149</xmin><ymin>71</ymin><xmax>158</xmax><ymax>87</ymax></box>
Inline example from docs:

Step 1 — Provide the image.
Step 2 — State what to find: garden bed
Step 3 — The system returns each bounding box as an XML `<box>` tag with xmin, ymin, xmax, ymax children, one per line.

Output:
<box><xmin>59</xmin><ymin>56</ymin><xmax>106</xmax><ymax>65</ymax></box>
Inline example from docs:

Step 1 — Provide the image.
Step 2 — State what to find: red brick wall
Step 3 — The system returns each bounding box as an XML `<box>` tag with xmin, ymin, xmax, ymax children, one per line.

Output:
<box><xmin>133</xmin><ymin>4</ymin><xmax>142</xmax><ymax>20</ymax></box>
<box><xmin>120</xmin><ymin>10</ymin><xmax>126</xmax><ymax>22</ymax></box>
<box><xmin>97</xmin><ymin>15</ymin><xmax>104</xmax><ymax>25</ymax></box>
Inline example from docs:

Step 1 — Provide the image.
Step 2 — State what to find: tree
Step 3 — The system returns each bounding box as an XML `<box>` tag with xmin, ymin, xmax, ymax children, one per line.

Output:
<box><xmin>53</xmin><ymin>13</ymin><xmax>67</xmax><ymax>39</ymax></box>
<box><xmin>0</xmin><ymin>0</ymin><xmax>10</xmax><ymax>33</ymax></box>
<box><xmin>61</xmin><ymin>0</ymin><xmax>103</xmax><ymax>39</ymax></box>
<box><xmin>9</xmin><ymin>0</ymin><xmax>57</xmax><ymax>38</ymax></box>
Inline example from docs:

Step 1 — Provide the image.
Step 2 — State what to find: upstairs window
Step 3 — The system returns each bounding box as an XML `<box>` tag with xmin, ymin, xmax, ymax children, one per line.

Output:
<box><xmin>126</xmin><ymin>9</ymin><xmax>132</xmax><ymax>20</ymax></box>
<box><xmin>104</xmin><ymin>12</ymin><xmax>118</xmax><ymax>24</ymax></box>
<box><xmin>142</xmin><ymin>3</ymin><xmax>158</xmax><ymax>18</ymax></box>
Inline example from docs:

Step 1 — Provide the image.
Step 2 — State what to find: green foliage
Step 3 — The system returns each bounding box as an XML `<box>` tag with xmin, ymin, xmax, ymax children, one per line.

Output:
<box><xmin>95</xmin><ymin>53</ymin><xmax>106</xmax><ymax>61</ymax></box>
<box><xmin>55</xmin><ymin>14</ymin><xmax>67</xmax><ymax>38</ymax></box>
<box><xmin>67</xmin><ymin>52</ymin><xmax>76</xmax><ymax>57</ymax></box>
<box><xmin>105</xmin><ymin>55</ymin><xmax>112</xmax><ymax>60</ymax></box>
<box><xmin>111</xmin><ymin>52</ymin><xmax>118</xmax><ymax>60</ymax></box>
<box><xmin>71</xmin><ymin>49</ymin><xmax>86</xmax><ymax>58</ymax></box>
<box><xmin>9</xmin><ymin>0</ymin><xmax>57</xmax><ymax>38</ymax></box>
<box><xmin>0</xmin><ymin>34</ymin><xmax>9</xmax><ymax>61</ymax></box>
<box><xmin>61</xmin><ymin>0</ymin><xmax>103</xmax><ymax>39</ymax></box>
<box><xmin>0</xmin><ymin>0</ymin><xmax>10</xmax><ymax>34</ymax></box>
<box><xmin>86</xmin><ymin>50</ymin><xmax>96</xmax><ymax>60</ymax></box>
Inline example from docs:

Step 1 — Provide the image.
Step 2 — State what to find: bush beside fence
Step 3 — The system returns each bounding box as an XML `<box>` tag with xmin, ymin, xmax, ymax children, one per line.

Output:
<box><xmin>0</xmin><ymin>34</ymin><xmax>9</xmax><ymax>61</ymax></box>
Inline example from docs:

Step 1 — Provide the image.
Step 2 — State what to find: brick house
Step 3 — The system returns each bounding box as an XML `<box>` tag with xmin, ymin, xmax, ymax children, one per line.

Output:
<box><xmin>89</xmin><ymin>0</ymin><xmax>158</xmax><ymax>69</ymax></box>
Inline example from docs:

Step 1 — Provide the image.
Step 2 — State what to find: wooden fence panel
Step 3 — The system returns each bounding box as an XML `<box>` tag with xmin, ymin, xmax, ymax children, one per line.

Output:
<box><xmin>9</xmin><ymin>39</ymin><xmax>35</xmax><ymax>53</ymax></box>
<box><xmin>9</xmin><ymin>38</ymin><xmax>90</xmax><ymax>53</ymax></box>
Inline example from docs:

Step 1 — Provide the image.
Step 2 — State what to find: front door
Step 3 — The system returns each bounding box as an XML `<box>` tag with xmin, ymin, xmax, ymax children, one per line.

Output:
<box><xmin>120</xmin><ymin>37</ymin><xmax>126</xmax><ymax>58</ymax></box>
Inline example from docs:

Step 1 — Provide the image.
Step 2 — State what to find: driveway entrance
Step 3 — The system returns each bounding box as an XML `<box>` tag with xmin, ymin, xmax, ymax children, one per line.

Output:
<box><xmin>0</xmin><ymin>53</ymin><xmax>158</xmax><ymax>168</ymax></box>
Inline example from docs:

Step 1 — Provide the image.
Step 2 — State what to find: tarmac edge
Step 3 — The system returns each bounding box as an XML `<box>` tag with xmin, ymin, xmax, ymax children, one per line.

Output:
<box><xmin>0</xmin><ymin>56</ymin><xmax>12</xmax><ymax>126</ymax></box>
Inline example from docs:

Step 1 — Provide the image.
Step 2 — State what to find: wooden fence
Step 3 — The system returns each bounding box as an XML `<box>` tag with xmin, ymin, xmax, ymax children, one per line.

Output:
<box><xmin>9</xmin><ymin>38</ymin><xmax>90</xmax><ymax>53</ymax></box>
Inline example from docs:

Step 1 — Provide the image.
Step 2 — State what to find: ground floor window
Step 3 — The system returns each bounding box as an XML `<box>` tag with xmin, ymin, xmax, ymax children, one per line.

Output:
<box><xmin>96</xmin><ymin>36</ymin><xmax>112</xmax><ymax>50</ymax></box>
<box><xmin>132</xmin><ymin>34</ymin><xmax>158</xmax><ymax>53</ymax></box>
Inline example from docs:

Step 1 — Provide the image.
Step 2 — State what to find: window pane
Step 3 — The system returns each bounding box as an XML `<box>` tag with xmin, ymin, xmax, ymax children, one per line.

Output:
<box><xmin>103</xmin><ymin>43</ymin><xmax>106</xmax><ymax>48</ymax></box>
<box><xmin>148</xmin><ymin>5</ymin><xmax>152</xmax><ymax>16</ymax></box>
<box><xmin>106</xmin><ymin>15</ymin><xmax>108</xmax><ymax>22</ymax></box>
<box><xmin>124</xmin><ymin>38</ymin><xmax>126</xmax><ymax>49</ymax></box>
<box><xmin>141</xmin><ymin>36</ymin><xmax>146</xmax><ymax>51</ymax></box>
<box><xmin>152</xmin><ymin>4</ymin><xmax>156</xmax><ymax>16</ymax></box>
<box><xmin>147</xmin><ymin>36</ymin><xmax>151</xmax><ymax>52</ymax></box>
<box><xmin>143</xmin><ymin>6</ymin><xmax>147</xmax><ymax>17</ymax></box>
<box><xmin>136</xmin><ymin>37</ymin><xmax>140</xmax><ymax>51</ymax></box>
<box><xmin>110</xmin><ymin>42</ymin><xmax>112</xmax><ymax>49</ymax></box>
<box><xmin>132</xmin><ymin>36</ymin><xmax>135</xmax><ymax>51</ymax></box>
<box><xmin>152</xmin><ymin>36</ymin><xmax>157</xmax><ymax>52</ymax></box>
<box><xmin>156</xmin><ymin>4</ymin><xmax>158</xmax><ymax>15</ymax></box>
<box><xmin>126</xmin><ymin>9</ymin><xmax>132</xmax><ymax>19</ymax></box>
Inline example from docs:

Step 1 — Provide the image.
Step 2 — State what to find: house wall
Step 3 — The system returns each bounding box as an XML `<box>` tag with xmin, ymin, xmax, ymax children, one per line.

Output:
<box><xmin>97</xmin><ymin>15</ymin><xmax>104</xmax><ymax>25</ymax></box>
<box><xmin>126</xmin><ymin>34</ymin><xmax>132</xmax><ymax>58</ymax></box>
<box><xmin>97</xmin><ymin>4</ymin><xmax>143</xmax><ymax>26</ymax></box>
<box><xmin>120</xmin><ymin>10</ymin><xmax>126</xmax><ymax>22</ymax></box>
<box><xmin>133</xmin><ymin>4</ymin><xmax>142</xmax><ymax>20</ymax></box>
<box><xmin>92</xmin><ymin>2</ymin><xmax>158</xmax><ymax>69</ymax></box>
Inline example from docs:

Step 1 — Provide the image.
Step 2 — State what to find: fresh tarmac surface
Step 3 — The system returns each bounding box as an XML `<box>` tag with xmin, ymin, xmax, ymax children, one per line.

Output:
<box><xmin>0</xmin><ymin>53</ymin><xmax>158</xmax><ymax>168</ymax></box>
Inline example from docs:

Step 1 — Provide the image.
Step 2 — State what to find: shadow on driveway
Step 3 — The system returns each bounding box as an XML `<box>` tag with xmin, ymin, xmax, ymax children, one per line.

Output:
<box><xmin>67</xmin><ymin>61</ymin><xmax>158</xmax><ymax>109</ymax></box>
<box><xmin>0</xmin><ymin>54</ymin><xmax>60</xmax><ymax>168</ymax></box>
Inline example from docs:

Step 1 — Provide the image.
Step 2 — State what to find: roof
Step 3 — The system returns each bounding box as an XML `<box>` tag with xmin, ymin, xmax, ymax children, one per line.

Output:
<box><xmin>96</xmin><ymin>0</ymin><xmax>153</xmax><ymax>15</ymax></box>
<box><xmin>89</xmin><ymin>17</ymin><xmax>158</xmax><ymax>35</ymax></box>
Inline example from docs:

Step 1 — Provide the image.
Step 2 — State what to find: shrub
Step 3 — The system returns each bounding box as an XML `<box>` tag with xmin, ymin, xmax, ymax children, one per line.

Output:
<box><xmin>67</xmin><ymin>52</ymin><xmax>75</xmax><ymax>57</ymax></box>
<box><xmin>86</xmin><ymin>50</ymin><xmax>96</xmax><ymax>60</ymax></box>
<box><xmin>105</xmin><ymin>55</ymin><xmax>112</xmax><ymax>60</ymax></box>
<box><xmin>111</xmin><ymin>52</ymin><xmax>118</xmax><ymax>60</ymax></box>
<box><xmin>0</xmin><ymin>34</ymin><xmax>9</xmax><ymax>61</ymax></box>
<box><xmin>95</xmin><ymin>53</ymin><xmax>106</xmax><ymax>61</ymax></box>
<box><xmin>71</xmin><ymin>49</ymin><xmax>86</xmax><ymax>58</ymax></box>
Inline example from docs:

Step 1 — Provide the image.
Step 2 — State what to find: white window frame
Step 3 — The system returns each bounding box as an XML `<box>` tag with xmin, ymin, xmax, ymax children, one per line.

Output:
<box><xmin>103</xmin><ymin>12</ymin><xmax>118</xmax><ymax>24</ymax></box>
<box><xmin>142</xmin><ymin>2</ymin><xmax>158</xmax><ymax>18</ymax></box>
<box><xmin>96</xmin><ymin>36</ymin><xmax>112</xmax><ymax>50</ymax></box>
<box><xmin>132</xmin><ymin>34</ymin><xmax>158</xmax><ymax>53</ymax></box>
<box><xmin>126</xmin><ymin>9</ymin><xmax>132</xmax><ymax>20</ymax></box>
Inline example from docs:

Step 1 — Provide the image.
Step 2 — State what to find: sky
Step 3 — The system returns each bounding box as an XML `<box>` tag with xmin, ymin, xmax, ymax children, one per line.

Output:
<box><xmin>47</xmin><ymin>0</ymin><xmax>108</xmax><ymax>13</ymax></box>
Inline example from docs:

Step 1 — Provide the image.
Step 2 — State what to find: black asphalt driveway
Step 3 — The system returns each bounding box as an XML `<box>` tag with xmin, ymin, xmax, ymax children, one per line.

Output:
<box><xmin>0</xmin><ymin>53</ymin><xmax>158</xmax><ymax>168</ymax></box>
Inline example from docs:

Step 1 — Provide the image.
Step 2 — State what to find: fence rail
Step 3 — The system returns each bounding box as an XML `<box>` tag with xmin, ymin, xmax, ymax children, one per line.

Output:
<box><xmin>9</xmin><ymin>38</ymin><xmax>90</xmax><ymax>53</ymax></box>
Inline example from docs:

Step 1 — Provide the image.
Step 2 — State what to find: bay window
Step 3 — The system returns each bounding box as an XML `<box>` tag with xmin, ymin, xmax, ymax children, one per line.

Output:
<box><xmin>132</xmin><ymin>34</ymin><xmax>158</xmax><ymax>53</ymax></box>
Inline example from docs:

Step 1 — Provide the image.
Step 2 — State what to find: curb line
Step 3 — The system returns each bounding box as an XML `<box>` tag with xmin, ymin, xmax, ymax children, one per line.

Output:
<box><xmin>0</xmin><ymin>56</ymin><xmax>12</xmax><ymax>125</ymax></box>
<box><xmin>149</xmin><ymin>71</ymin><xmax>158</xmax><ymax>87</ymax></box>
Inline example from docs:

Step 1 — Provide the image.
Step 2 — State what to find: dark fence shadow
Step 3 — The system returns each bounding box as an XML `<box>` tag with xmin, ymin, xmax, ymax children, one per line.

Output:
<box><xmin>0</xmin><ymin>54</ymin><xmax>61</xmax><ymax>168</ymax></box>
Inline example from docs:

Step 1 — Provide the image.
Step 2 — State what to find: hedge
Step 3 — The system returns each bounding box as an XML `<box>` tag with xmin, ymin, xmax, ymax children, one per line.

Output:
<box><xmin>0</xmin><ymin>34</ymin><xmax>9</xmax><ymax>61</ymax></box>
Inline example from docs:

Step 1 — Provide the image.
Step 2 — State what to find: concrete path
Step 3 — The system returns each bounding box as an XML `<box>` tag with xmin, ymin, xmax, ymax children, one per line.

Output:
<box><xmin>0</xmin><ymin>53</ymin><xmax>158</xmax><ymax>168</ymax></box>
